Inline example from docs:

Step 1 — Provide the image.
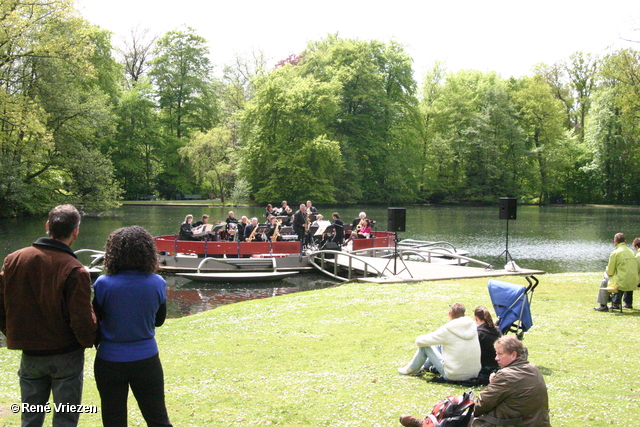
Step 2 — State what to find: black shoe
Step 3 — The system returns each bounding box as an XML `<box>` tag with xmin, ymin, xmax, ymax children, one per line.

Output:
<box><xmin>610</xmin><ymin>303</ymin><xmax>621</xmax><ymax>310</ymax></box>
<box><xmin>399</xmin><ymin>415</ymin><xmax>424</xmax><ymax>427</ymax></box>
<box><xmin>594</xmin><ymin>305</ymin><xmax>609</xmax><ymax>312</ymax></box>
<box><xmin>623</xmin><ymin>304</ymin><xmax>633</xmax><ymax>309</ymax></box>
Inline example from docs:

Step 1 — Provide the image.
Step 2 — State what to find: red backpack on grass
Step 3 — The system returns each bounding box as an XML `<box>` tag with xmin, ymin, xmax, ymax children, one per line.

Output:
<box><xmin>422</xmin><ymin>391</ymin><xmax>475</xmax><ymax>427</ymax></box>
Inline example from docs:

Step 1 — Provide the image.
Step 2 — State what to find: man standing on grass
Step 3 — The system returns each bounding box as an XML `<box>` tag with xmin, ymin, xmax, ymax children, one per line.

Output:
<box><xmin>0</xmin><ymin>204</ymin><xmax>97</xmax><ymax>427</ymax></box>
<box><xmin>594</xmin><ymin>232</ymin><xmax>638</xmax><ymax>312</ymax></box>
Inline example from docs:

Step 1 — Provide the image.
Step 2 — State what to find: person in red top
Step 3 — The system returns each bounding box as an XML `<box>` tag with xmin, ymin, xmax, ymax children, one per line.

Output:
<box><xmin>0</xmin><ymin>204</ymin><xmax>97</xmax><ymax>427</ymax></box>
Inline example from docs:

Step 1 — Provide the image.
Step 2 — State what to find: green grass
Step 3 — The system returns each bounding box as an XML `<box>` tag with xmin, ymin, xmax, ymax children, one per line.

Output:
<box><xmin>1</xmin><ymin>272</ymin><xmax>638</xmax><ymax>426</ymax></box>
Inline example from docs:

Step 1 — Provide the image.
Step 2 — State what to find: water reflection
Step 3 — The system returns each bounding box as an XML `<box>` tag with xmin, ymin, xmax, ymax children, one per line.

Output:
<box><xmin>163</xmin><ymin>273</ymin><xmax>338</xmax><ymax>318</ymax></box>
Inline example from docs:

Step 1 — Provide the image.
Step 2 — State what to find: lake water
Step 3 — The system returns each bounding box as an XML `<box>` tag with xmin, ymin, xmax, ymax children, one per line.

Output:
<box><xmin>1</xmin><ymin>204</ymin><xmax>637</xmax><ymax>318</ymax></box>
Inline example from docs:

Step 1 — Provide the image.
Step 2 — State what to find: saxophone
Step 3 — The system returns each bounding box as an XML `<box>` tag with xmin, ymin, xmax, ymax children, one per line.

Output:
<box><xmin>271</xmin><ymin>220</ymin><xmax>282</xmax><ymax>242</ymax></box>
<box><xmin>356</xmin><ymin>218</ymin><xmax>365</xmax><ymax>232</ymax></box>
<box><xmin>247</xmin><ymin>224</ymin><xmax>258</xmax><ymax>242</ymax></box>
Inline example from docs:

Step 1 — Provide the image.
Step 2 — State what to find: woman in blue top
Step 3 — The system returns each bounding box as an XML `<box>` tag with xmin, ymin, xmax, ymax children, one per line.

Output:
<box><xmin>93</xmin><ymin>226</ymin><xmax>172</xmax><ymax>427</ymax></box>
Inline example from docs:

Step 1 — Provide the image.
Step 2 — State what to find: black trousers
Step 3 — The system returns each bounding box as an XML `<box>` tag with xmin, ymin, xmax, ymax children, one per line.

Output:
<box><xmin>94</xmin><ymin>354</ymin><xmax>172</xmax><ymax>427</ymax></box>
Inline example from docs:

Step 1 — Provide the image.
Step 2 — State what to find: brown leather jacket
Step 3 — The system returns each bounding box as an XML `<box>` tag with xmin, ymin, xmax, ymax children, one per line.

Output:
<box><xmin>0</xmin><ymin>238</ymin><xmax>97</xmax><ymax>352</ymax></box>
<box><xmin>473</xmin><ymin>356</ymin><xmax>551</xmax><ymax>427</ymax></box>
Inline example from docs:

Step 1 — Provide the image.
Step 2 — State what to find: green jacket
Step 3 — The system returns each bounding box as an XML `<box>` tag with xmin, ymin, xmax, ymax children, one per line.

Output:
<box><xmin>606</xmin><ymin>242</ymin><xmax>639</xmax><ymax>292</ymax></box>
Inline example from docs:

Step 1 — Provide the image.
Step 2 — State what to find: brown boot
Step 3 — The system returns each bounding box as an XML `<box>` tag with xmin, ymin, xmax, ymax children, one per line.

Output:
<box><xmin>399</xmin><ymin>414</ymin><xmax>424</xmax><ymax>427</ymax></box>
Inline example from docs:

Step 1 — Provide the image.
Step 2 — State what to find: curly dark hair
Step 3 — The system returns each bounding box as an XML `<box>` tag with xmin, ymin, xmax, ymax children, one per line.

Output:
<box><xmin>103</xmin><ymin>226</ymin><xmax>158</xmax><ymax>275</ymax></box>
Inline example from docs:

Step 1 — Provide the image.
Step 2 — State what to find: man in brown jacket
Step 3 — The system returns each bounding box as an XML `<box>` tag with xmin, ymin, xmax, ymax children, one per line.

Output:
<box><xmin>0</xmin><ymin>204</ymin><xmax>97</xmax><ymax>427</ymax></box>
<box><xmin>472</xmin><ymin>335</ymin><xmax>551</xmax><ymax>427</ymax></box>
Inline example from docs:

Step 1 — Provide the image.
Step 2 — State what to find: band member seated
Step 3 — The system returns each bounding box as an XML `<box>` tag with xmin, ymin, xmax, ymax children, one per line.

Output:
<box><xmin>275</xmin><ymin>200</ymin><xmax>288</xmax><ymax>216</ymax></box>
<box><xmin>352</xmin><ymin>212</ymin><xmax>367</xmax><ymax>232</ymax></box>
<box><xmin>312</xmin><ymin>214</ymin><xmax>330</xmax><ymax>234</ymax></box>
<box><xmin>265</xmin><ymin>204</ymin><xmax>274</xmax><ymax>218</ymax></box>
<box><xmin>264</xmin><ymin>216</ymin><xmax>283</xmax><ymax>242</ymax></box>
<box><xmin>226</xmin><ymin>211</ymin><xmax>238</xmax><ymax>225</ymax></box>
<box><xmin>357</xmin><ymin>219</ymin><xmax>372</xmax><ymax>238</ymax></box>
<box><xmin>331</xmin><ymin>212</ymin><xmax>345</xmax><ymax>247</ymax></box>
<box><xmin>179</xmin><ymin>214</ymin><xmax>198</xmax><ymax>241</ymax></box>
<box><xmin>293</xmin><ymin>204</ymin><xmax>308</xmax><ymax>243</ymax></box>
<box><xmin>306</xmin><ymin>200</ymin><xmax>318</xmax><ymax>214</ymax></box>
<box><xmin>192</xmin><ymin>214</ymin><xmax>216</xmax><ymax>240</ymax></box>
<box><xmin>193</xmin><ymin>214</ymin><xmax>209</xmax><ymax>228</ymax></box>
<box><xmin>244</xmin><ymin>217</ymin><xmax>261</xmax><ymax>242</ymax></box>
<box><xmin>237</xmin><ymin>216</ymin><xmax>249</xmax><ymax>242</ymax></box>
<box><xmin>311</xmin><ymin>214</ymin><xmax>331</xmax><ymax>246</ymax></box>
<box><xmin>278</xmin><ymin>204</ymin><xmax>293</xmax><ymax>226</ymax></box>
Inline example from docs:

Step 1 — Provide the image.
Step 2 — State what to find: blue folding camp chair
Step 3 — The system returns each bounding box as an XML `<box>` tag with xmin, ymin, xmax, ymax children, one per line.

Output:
<box><xmin>488</xmin><ymin>275</ymin><xmax>539</xmax><ymax>340</ymax></box>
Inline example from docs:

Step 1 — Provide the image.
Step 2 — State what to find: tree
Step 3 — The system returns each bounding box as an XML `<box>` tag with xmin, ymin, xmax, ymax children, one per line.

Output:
<box><xmin>149</xmin><ymin>26</ymin><xmax>217</xmax><ymax>139</ymax></box>
<box><xmin>117</xmin><ymin>27</ymin><xmax>158</xmax><ymax>88</ymax></box>
<box><xmin>147</xmin><ymin>26</ymin><xmax>221</xmax><ymax>197</ymax></box>
<box><xmin>0</xmin><ymin>0</ymin><xmax>121</xmax><ymax>216</ymax></box>
<box><xmin>565</xmin><ymin>52</ymin><xmax>599</xmax><ymax>142</ymax></box>
<box><xmin>417</xmin><ymin>70</ymin><xmax>527</xmax><ymax>202</ymax></box>
<box><xmin>108</xmin><ymin>80</ymin><xmax>165</xmax><ymax>197</ymax></box>
<box><xmin>511</xmin><ymin>75</ymin><xmax>568</xmax><ymax>203</ymax></box>
<box><xmin>300</xmin><ymin>36</ymin><xmax>421</xmax><ymax>203</ymax></box>
<box><xmin>239</xmin><ymin>66</ymin><xmax>342</xmax><ymax>203</ymax></box>
<box><xmin>179</xmin><ymin>127</ymin><xmax>234</xmax><ymax>204</ymax></box>
<box><xmin>585</xmin><ymin>49</ymin><xmax>640</xmax><ymax>203</ymax></box>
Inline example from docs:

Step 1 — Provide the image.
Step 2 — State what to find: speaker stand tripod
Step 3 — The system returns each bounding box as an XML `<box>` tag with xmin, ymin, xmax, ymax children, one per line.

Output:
<box><xmin>382</xmin><ymin>232</ymin><xmax>413</xmax><ymax>278</ymax></box>
<box><xmin>489</xmin><ymin>219</ymin><xmax>514</xmax><ymax>269</ymax></box>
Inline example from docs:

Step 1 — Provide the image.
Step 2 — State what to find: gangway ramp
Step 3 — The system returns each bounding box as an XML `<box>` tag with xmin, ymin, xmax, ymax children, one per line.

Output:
<box><xmin>309</xmin><ymin>247</ymin><xmax>544</xmax><ymax>283</ymax></box>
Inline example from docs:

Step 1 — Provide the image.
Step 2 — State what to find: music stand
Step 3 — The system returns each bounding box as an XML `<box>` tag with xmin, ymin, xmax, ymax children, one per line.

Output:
<box><xmin>382</xmin><ymin>232</ymin><xmax>413</xmax><ymax>278</ymax></box>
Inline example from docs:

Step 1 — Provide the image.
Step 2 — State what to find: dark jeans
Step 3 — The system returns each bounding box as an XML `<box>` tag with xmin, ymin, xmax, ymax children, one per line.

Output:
<box><xmin>94</xmin><ymin>354</ymin><xmax>172</xmax><ymax>427</ymax></box>
<box><xmin>612</xmin><ymin>290</ymin><xmax>633</xmax><ymax>306</ymax></box>
<box><xmin>19</xmin><ymin>348</ymin><xmax>85</xmax><ymax>427</ymax></box>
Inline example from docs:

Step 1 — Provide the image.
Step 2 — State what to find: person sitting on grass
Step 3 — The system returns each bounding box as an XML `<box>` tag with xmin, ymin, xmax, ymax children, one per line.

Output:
<box><xmin>397</xmin><ymin>302</ymin><xmax>481</xmax><ymax>381</ymax></box>
<box><xmin>474</xmin><ymin>305</ymin><xmax>502</xmax><ymax>379</ymax></box>
<box><xmin>471</xmin><ymin>335</ymin><xmax>551</xmax><ymax>427</ymax></box>
<box><xmin>398</xmin><ymin>336</ymin><xmax>550</xmax><ymax>427</ymax></box>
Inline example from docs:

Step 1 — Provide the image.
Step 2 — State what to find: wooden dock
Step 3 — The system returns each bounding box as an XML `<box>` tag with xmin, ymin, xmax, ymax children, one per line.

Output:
<box><xmin>314</xmin><ymin>255</ymin><xmax>544</xmax><ymax>283</ymax></box>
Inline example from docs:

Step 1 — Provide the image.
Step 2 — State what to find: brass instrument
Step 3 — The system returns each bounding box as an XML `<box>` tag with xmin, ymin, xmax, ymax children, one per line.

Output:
<box><xmin>247</xmin><ymin>224</ymin><xmax>258</xmax><ymax>242</ymax></box>
<box><xmin>271</xmin><ymin>220</ymin><xmax>282</xmax><ymax>242</ymax></box>
<box><xmin>355</xmin><ymin>218</ymin><xmax>365</xmax><ymax>232</ymax></box>
<box><xmin>304</xmin><ymin>210</ymin><xmax>311</xmax><ymax>231</ymax></box>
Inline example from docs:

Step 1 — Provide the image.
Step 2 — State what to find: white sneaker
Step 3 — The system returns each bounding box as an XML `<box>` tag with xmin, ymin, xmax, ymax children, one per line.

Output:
<box><xmin>397</xmin><ymin>366</ymin><xmax>421</xmax><ymax>376</ymax></box>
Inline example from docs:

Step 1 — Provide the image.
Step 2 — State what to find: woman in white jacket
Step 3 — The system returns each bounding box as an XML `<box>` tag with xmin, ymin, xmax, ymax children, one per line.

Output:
<box><xmin>398</xmin><ymin>303</ymin><xmax>481</xmax><ymax>381</ymax></box>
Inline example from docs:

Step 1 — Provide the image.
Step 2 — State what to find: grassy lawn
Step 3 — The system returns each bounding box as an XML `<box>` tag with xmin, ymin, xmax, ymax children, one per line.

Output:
<box><xmin>1</xmin><ymin>271</ymin><xmax>637</xmax><ymax>426</ymax></box>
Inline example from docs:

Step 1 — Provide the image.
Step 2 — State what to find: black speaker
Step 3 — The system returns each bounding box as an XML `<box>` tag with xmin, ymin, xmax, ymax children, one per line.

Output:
<box><xmin>387</xmin><ymin>207</ymin><xmax>406</xmax><ymax>232</ymax></box>
<box><xmin>499</xmin><ymin>197</ymin><xmax>517</xmax><ymax>220</ymax></box>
